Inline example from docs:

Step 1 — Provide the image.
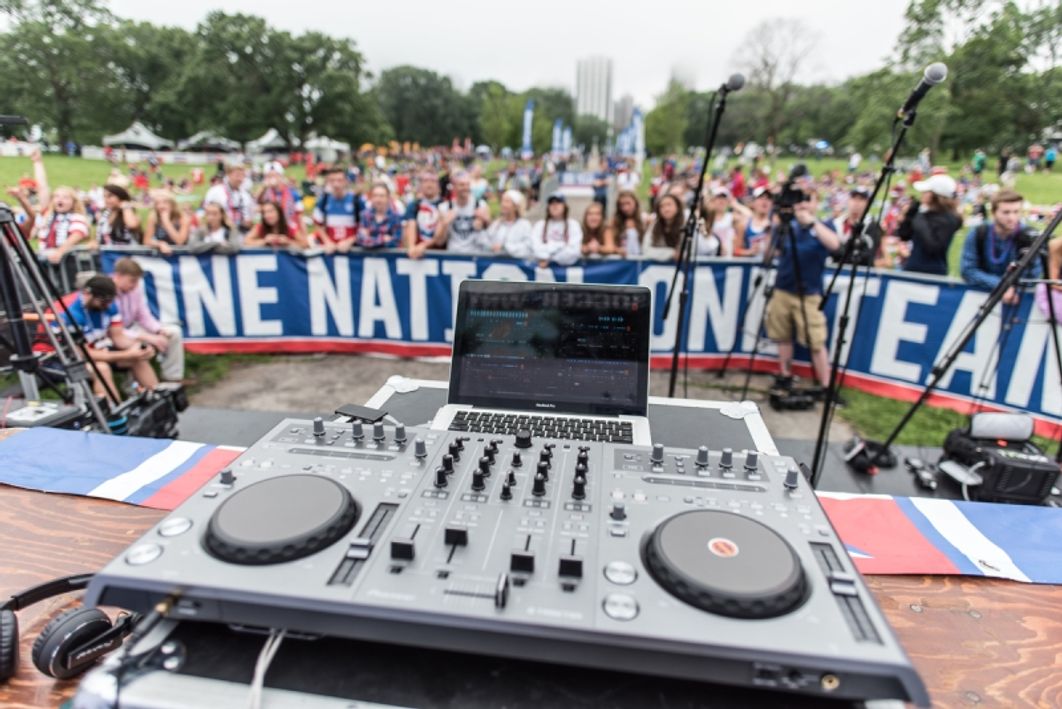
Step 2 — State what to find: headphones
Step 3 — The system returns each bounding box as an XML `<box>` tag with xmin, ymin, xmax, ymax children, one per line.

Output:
<box><xmin>0</xmin><ymin>573</ymin><xmax>137</xmax><ymax>681</ymax></box>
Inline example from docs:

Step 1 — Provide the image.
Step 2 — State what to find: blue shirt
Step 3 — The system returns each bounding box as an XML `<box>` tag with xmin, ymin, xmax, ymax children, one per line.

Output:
<box><xmin>356</xmin><ymin>207</ymin><xmax>403</xmax><ymax>249</ymax></box>
<box><xmin>63</xmin><ymin>295</ymin><xmax>121</xmax><ymax>346</ymax></box>
<box><xmin>959</xmin><ymin>224</ymin><xmax>1042</xmax><ymax>291</ymax></box>
<box><xmin>773</xmin><ymin>220</ymin><xmax>830</xmax><ymax>295</ymax></box>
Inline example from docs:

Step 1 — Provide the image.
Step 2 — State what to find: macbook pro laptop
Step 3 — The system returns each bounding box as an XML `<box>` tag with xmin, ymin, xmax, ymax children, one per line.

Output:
<box><xmin>431</xmin><ymin>280</ymin><xmax>653</xmax><ymax>445</ymax></box>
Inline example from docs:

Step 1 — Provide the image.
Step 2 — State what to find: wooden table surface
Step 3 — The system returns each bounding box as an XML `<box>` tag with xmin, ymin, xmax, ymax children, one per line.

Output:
<box><xmin>1</xmin><ymin>485</ymin><xmax>1060</xmax><ymax>708</ymax></box>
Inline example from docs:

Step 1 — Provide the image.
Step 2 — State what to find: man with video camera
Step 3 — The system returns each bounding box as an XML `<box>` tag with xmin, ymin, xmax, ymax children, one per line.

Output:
<box><xmin>765</xmin><ymin>189</ymin><xmax>841</xmax><ymax>393</ymax></box>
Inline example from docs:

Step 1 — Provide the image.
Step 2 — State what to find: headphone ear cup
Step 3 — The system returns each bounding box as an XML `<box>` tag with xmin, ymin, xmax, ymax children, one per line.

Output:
<box><xmin>31</xmin><ymin>607</ymin><xmax>112</xmax><ymax>680</ymax></box>
<box><xmin>0</xmin><ymin>609</ymin><xmax>19</xmax><ymax>682</ymax></box>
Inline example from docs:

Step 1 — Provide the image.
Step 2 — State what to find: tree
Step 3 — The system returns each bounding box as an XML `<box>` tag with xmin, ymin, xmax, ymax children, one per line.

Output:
<box><xmin>376</xmin><ymin>66</ymin><xmax>473</xmax><ymax>146</ymax></box>
<box><xmin>645</xmin><ymin>80</ymin><xmax>689</xmax><ymax>155</ymax></box>
<box><xmin>732</xmin><ymin>18</ymin><xmax>818</xmax><ymax>145</ymax></box>
<box><xmin>573</xmin><ymin>115</ymin><xmax>609</xmax><ymax>152</ymax></box>
<box><xmin>473</xmin><ymin>81</ymin><xmax>513</xmax><ymax>151</ymax></box>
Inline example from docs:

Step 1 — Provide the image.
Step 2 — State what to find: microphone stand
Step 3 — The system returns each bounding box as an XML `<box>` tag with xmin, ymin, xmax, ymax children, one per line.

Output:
<box><xmin>876</xmin><ymin>207</ymin><xmax>1062</xmax><ymax>463</ymax></box>
<box><xmin>809</xmin><ymin>112</ymin><xmax>914</xmax><ymax>487</ymax></box>
<box><xmin>663</xmin><ymin>88</ymin><xmax>730</xmax><ymax>397</ymax></box>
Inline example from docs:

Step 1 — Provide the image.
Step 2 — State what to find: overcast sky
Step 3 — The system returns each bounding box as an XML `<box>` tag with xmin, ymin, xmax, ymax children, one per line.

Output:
<box><xmin>109</xmin><ymin>0</ymin><xmax>910</xmax><ymax>108</ymax></box>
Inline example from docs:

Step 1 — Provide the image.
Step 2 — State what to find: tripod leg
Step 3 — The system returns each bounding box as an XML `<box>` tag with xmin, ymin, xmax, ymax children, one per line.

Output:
<box><xmin>1038</xmin><ymin>253</ymin><xmax>1062</xmax><ymax>462</ymax></box>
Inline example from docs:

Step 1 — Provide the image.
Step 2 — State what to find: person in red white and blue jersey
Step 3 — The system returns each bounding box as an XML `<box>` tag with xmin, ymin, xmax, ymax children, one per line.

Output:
<box><xmin>311</xmin><ymin>167</ymin><xmax>360</xmax><ymax>253</ymax></box>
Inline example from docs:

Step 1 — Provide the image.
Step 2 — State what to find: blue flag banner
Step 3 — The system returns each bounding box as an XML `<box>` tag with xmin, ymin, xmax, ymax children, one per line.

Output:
<box><xmin>98</xmin><ymin>250</ymin><xmax>1061</xmax><ymax>434</ymax></box>
<box><xmin>520</xmin><ymin>99</ymin><xmax>534</xmax><ymax>159</ymax></box>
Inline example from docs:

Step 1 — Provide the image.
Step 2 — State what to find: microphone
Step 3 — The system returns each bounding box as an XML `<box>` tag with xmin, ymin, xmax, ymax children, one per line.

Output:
<box><xmin>721</xmin><ymin>73</ymin><xmax>745</xmax><ymax>94</ymax></box>
<box><xmin>897</xmin><ymin>63</ymin><xmax>947</xmax><ymax>118</ymax></box>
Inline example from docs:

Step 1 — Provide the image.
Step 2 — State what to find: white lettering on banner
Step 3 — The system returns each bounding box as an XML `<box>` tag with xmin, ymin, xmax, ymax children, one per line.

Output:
<box><xmin>828</xmin><ymin>275</ymin><xmax>882</xmax><ymax>361</ymax></box>
<box><xmin>307</xmin><ymin>257</ymin><xmax>353</xmax><ymax>337</ymax></box>
<box><xmin>688</xmin><ymin>266</ymin><xmax>742</xmax><ymax>352</ymax></box>
<box><xmin>443</xmin><ymin>260</ymin><xmax>477</xmax><ymax>342</ymax></box>
<box><xmin>179</xmin><ymin>255</ymin><xmax>236</xmax><ymax>336</ymax></box>
<box><xmin>741</xmin><ymin>267</ymin><xmax>777</xmax><ymax>356</ymax></box>
<box><xmin>934</xmin><ymin>291</ymin><xmax>1000</xmax><ymax>399</ymax></box>
<box><xmin>359</xmin><ymin>258</ymin><xmax>401</xmax><ymax>339</ymax></box>
<box><xmin>137</xmin><ymin>257</ymin><xmax>179</xmax><ymax>326</ymax></box>
<box><xmin>1005</xmin><ymin>319</ymin><xmax>1062</xmax><ymax>416</ymax></box>
<box><xmin>480</xmin><ymin>263</ymin><xmax>528</xmax><ymax>283</ymax></box>
<box><xmin>534</xmin><ymin>266</ymin><xmax>556</xmax><ymax>282</ymax></box>
<box><xmin>235</xmin><ymin>255</ymin><xmax>282</xmax><ymax>336</ymax></box>
<box><xmin>565</xmin><ymin>267</ymin><xmax>584</xmax><ymax>283</ymax></box>
<box><xmin>396</xmin><ymin>258</ymin><xmax>440</xmax><ymax>341</ymax></box>
<box><xmin>640</xmin><ymin>265</ymin><xmax>681</xmax><ymax>350</ymax></box>
<box><xmin>869</xmin><ymin>281</ymin><xmax>939</xmax><ymax>381</ymax></box>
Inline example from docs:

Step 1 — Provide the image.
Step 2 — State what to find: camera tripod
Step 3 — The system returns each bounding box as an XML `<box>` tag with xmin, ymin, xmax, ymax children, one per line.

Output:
<box><xmin>0</xmin><ymin>204</ymin><xmax>113</xmax><ymax>430</ymax></box>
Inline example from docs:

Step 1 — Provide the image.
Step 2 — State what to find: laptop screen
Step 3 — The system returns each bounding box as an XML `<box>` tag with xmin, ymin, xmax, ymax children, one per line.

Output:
<box><xmin>448</xmin><ymin>281</ymin><xmax>652</xmax><ymax>416</ymax></box>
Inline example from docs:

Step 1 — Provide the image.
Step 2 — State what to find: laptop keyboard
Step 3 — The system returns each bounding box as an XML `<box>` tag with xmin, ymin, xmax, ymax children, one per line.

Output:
<box><xmin>449</xmin><ymin>411</ymin><xmax>634</xmax><ymax>443</ymax></box>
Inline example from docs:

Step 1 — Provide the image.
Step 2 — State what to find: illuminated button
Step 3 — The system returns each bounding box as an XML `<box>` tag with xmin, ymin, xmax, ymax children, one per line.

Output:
<box><xmin>602</xmin><ymin>593</ymin><xmax>639</xmax><ymax>621</ymax></box>
<box><xmin>603</xmin><ymin>561</ymin><xmax>637</xmax><ymax>585</ymax></box>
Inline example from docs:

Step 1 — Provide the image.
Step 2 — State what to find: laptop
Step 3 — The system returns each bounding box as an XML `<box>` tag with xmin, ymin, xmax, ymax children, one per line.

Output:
<box><xmin>431</xmin><ymin>280</ymin><xmax>653</xmax><ymax>445</ymax></box>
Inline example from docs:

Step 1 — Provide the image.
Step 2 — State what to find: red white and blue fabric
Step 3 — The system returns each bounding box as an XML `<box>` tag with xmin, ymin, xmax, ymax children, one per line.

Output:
<box><xmin>818</xmin><ymin>492</ymin><xmax>1062</xmax><ymax>584</ymax></box>
<box><xmin>355</xmin><ymin>207</ymin><xmax>403</xmax><ymax>249</ymax></box>
<box><xmin>312</xmin><ymin>191</ymin><xmax>358</xmax><ymax>243</ymax></box>
<box><xmin>0</xmin><ymin>428</ymin><xmax>241</xmax><ymax>510</ymax></box>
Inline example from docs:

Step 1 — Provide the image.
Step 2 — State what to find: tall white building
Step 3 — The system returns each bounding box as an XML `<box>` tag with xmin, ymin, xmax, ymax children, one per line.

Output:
<box><xmin>613</xmin><ymin>94</ymin><xmax>634</xmax><ymax>132</ymax></box>
<box><xmin>576</xmin><ymin>56</ymin><xmax>613</xmax><ymax>125</ymax></box>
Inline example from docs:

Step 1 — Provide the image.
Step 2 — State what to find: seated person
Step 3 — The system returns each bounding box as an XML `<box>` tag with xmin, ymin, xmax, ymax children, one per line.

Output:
<box><xmin>111</xmin><ymin>257</ymin><xmax>185</xmax><ymax>383</ymax></box>
<box><xmin>243</xmin><ymin>201</ymin><xmax>307</xmax><ymax>249</ymax></box>
<box><xmin>960</xmin><ymin>189</ymin><xmax>1042</xmax><ymax>304</ymax></box>
<box><xmin>61</xmin><ymin>275</ymin><xmax>158</xmax><ymax>399</ymax></box>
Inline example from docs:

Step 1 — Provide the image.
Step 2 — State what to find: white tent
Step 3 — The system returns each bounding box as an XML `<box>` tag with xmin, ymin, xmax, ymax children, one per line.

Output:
<box><xmin>247</xmin><ymin>128</ymin><xmax>291</xmax><ymax>154</ymax></box>
<box><xmin>102</xmin><ymin>121</ymin><xmax>173</xmax><ymax>150</ymax></box>
<box><xmin>303</xmin><ymin>135</ymin><xmax>350</xmax><ymax>162</ymax></box>
<box><xmin>177</xmin><ymin>130</ymin><xmax>240</xmax><ymax>152</ymax></box>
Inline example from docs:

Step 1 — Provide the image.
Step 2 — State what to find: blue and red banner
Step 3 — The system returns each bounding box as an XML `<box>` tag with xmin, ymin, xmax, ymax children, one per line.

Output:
<box><xmin>97</xmin><ymin>249</ymin><xmax>1061</xmax><ymax>434</ymax></box>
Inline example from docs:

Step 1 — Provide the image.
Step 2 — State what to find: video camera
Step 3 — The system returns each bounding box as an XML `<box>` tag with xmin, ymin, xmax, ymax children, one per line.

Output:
<box><xmin>773</xmin><ymin>164</ymin><xmax>809</xmax><ymax>216</ymax></box>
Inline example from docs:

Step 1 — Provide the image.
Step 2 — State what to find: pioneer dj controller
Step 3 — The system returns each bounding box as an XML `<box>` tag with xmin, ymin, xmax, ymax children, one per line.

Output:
<box><xmin>85</xmin><ymin>418</ymin><xmax>929</xmax><ymax>706</ymax></box>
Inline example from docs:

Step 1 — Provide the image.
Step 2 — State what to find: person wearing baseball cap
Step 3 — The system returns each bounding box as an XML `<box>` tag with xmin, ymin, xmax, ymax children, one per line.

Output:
<box><xmin>897</xmin><ymin>173</ymin><xmax>962</xmax><ymax>275</ymax></box>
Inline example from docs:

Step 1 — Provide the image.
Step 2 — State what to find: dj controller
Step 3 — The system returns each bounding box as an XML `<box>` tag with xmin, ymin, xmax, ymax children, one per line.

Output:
<box><xmin>85</xmin><ymin>418</ymin><xmax>929</xmax><ymax>706</ymax></box>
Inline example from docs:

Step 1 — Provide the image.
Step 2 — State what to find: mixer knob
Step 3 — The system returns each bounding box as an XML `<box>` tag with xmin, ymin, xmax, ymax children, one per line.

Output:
<box><xmin>448</xmin><ymin>442</ymin><xmax>461</xmax><ymax>461</ymax></box>
<box><xmin>576</xmin><ymin>451</ymin><xmax>589</xmax><ymax>466</ymax></box>
<box><xmin>500</xmin><ymin>480</ymin><xmax>513</xmax><ymax>501</ymax></box>
<box><xmin>574</xmin><ymin>462</ymin><xmax>588</xmax><ymax>478</ymax></box>
<box><xmin>312</xmin><ymin>416</ymin><xmax>326</xmax><ymax>437</ymax></box>
<box><xmin>720</xmin><ymin>448</ymin><xmax>734</xmax><ymax>468</ymax></box>
<box><xmin>536</xmin><ymin>460</ymin><xmax>550</xmax><ymax>482</ymax></box>
<box><xmin>472</xmin><ymin>469</ymin><xmax>487</xmax><ymax>492</ymax></box>
<box><xmin>558</xmin><ymin>555</ymin><xmax>583</xmax><ymax>579</ymax></box>
<box><xmin>479</xmin><ymin>456</ymin><xmax>493</xmax><ymax>477</ymax></box>
<box><xmin>510</xmin><ymin>550</ymin><xmax>535</xmax><ymax>573</ymax></box>
<box><xmin>413</xmin><ymin>437</ymin><xmax>427</xmax><ymax>458</ymax></box>
<box><xmin>745</xmin><ymin>451</ymin><xmax>759</xmax><ymax>470</ymax></box>
<box><xmin>650</xmin><ymin>443</ymin><xmax>665</xmax><ymax>464</ymax></box>
<box><xmin>394</xmin><ymin>424</ymin><xmax>407</xmax><ymax>444</ymax></box>
<box><xmin>610</xmin><ymin>502</ymin><xmax>627</xmax><ymax>521</ymax></box>
<box><xmin>372</xmin><ymin>421</ymin><xmax>385</xmax><ymax>441</ymax></box>
<box><xmin>696</xmin><ymin>446</ymin><xmax>710</xmax><ymax>467</ymax></box>
<box><xmin>511</xmin><ymin>452</ymin><xmax>523</xmax><ymax>467</ymax></box>
<box><xmin>495</xmin><ymin>572</ymin><xmax>511</xmax><ymax>609</ymax></box>
<box><xmin>539</xmin><ymin>448</ymin><xmax>552</xmax><ymax>464</ymax></box>
<box><xmin>352</xmin><ymin>421</ymin><xmax>365</xmax><ymax>440</ymax></box>
<box><xmin>784</xmin><ymin>466</ymin><xmax>800</xmax><ymax>490</ymax></box>
<box><xmin>532</xmin><ymin>472</ymin><xmax>547</xmax><ymax>496</ymax></box>
<box><xmin>572</xmin><ymin>475</ymin><xmax>587</xmax><ymax>500</ymax></box>
<box><xmin>484</xmin><ymin>446</ymin><xmax>497</xmax><ymax>465</ymax></box>
<box><xmin>390</xmin><ymin>538</ymin><xmax>415</xmax><ymax>561</ymax></box>
<box><xmin>454</xmin><ymin>437</ymin><xmax>467</xmax><ymax>451</ymax></box>
<box><xmin>219</xmin><ymin>469</ymin><xmax>235</xmax><ymax>485</ymax></box>
<box><xmin>505</xmin><ymin>470</ymin><xmax>517</xmax><ymax>487</ymax></box>
<box><xmin>434</xmin><ymin>467</ymin><xmax>448</xmax><ymax>489</ymax></box>
<box><xmin>442</xmin><ymin>454</ymin><xmax>455</xmax><ymax>474</ymax></box>
<box><xmin>515</xmin><ymin>429</ymin><xmax>533</xmax><ymax>449</ymax></box>
<box><xmin>444</xmin><ymin>526</ymin><xmax>468</xmax><ymax>547</ymax></box>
